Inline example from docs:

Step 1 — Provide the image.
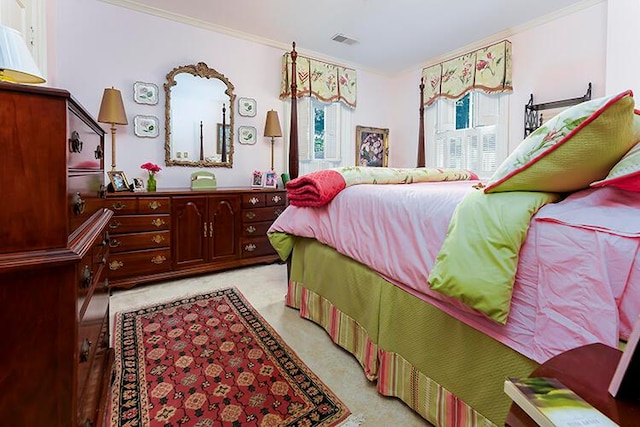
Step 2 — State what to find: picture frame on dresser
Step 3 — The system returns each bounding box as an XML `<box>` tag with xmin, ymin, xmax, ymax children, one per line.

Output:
<box><xmin>251</xmin><ymin>170</ymin><xmax>264</xmax><ymax>187</ymax></box>
<box><xmin>264</xmin><ymin>171</ymin><xmax>277</xmax><ymax>188</ymax></box>
<box><xmin>108</xmin><ymin>170</ymin><xmax>131</xmax><ymax>192</ymax></box>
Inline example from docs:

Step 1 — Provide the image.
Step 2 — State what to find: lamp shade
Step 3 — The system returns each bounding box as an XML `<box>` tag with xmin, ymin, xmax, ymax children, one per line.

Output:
<box><xmin>264</xmin><ymin>110</ymin><xmax>282</xmax><ymax>138</ymax></box>
<box><xmin>98</xmin><ymin>87</ymin><xmax>128</xmax><ymax>125</ymax></box>
<box><xmin>0</xmin><ymin>25</ymin><xmax>45</xmax><ymax>84</ymax></box>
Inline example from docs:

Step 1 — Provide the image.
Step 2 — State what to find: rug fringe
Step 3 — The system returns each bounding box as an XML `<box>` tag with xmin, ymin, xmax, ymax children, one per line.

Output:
<box><xmin>337</xmin><ymin>413</ymin><xmax>365</xmax><ymax>427</ymax></box>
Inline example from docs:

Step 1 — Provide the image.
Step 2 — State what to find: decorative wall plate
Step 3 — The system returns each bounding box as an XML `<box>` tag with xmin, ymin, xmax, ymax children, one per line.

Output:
<box><xmin>133</xmin><ymin>81</ymin><xmax>159</xmax><ymax>105</ymax></box>
<box><xmin>238</xmin><ymin>97</ymin><xmax>257</xmax><ymax>117</ymax></box>
<box><xmin>134</xmin><ymin>115</ymin><xmax>159</xmax><ymax>138</ymax></box>
<box><xmin>238</xmin><ymin>126</ymin><xmax>257</xmax><ymax>145</ymax></box>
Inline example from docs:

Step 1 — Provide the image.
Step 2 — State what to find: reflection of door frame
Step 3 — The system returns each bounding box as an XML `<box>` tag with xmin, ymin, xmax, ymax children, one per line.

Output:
<box><xmin>0</xmin><ymin>0</ymin><xmax>47</xmax><ymax>79</ymax></box>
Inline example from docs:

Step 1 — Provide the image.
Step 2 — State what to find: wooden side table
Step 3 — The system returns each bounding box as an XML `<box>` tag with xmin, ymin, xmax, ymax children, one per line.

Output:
<box><xmin>505</xmin><ymin>343</ymin><xmax>640</xmax><ymax>426</ymax></box>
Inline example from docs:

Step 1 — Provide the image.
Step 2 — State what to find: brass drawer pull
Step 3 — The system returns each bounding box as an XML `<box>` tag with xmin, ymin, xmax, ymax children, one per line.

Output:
<box><xmin>109</xmin><ymin>260</ymin><xmax>123</xmax><ymax>271</ymax></box>
<box><xmin>100</xmin><ymin>257</ymin><xmax>106</xmax><ymax>265</ymax></box>
<box><xmin>80</xmin><ymin>338</ymin><xmax>91</xmax><ymax>363</ymax></box>
<box><xmin>109</xmin><ymin>238</ymin><xmax>121</xmax><ymax>248</ymax></box>
<box><xmin>103</xmin><ymin>278</ymin><xmax>109</xmax><ymax>291</ymax></box>
<box><xmin>209</xmin><ymin>221</ymin><xmax>213</xmax><ymax>238</ymax></box>
<box><xmin>204</xmin><ymin>222</ymin><xmax>207</xmax><ymax>237</ymax></box>
<box><xmin>111</xmin><ymin>201</ymin><xmax>127</xmax><ymax>211</ymax></box>
<box><xmin>148</xmin><ymin>200</ymin><xmax>161</xmax><ymax>210</ymax></box>
<box><xmin>271</xmin><ymin>195</ymin><xmax>282</xmax><ymax>203</ymax></box>
<box><xmin>275</xmin><ymin>208</ymin><xmax>284</xmax><ymax>217</ymax></box>
<box><xmin>108</xmin><ymin>220</ymin><xmax>121</xmax><ymax>229</ymax></box>
<box><xmin>246</xmin><ymin>225</ymin><xmax>256</xmax><ymax>234</ymax></box>
<box><xmin>73</xmin><ymin>192</ymin><xmax>86</xmax><ymax>215</ymax></box>
<box><xmin>245</xmin><ymin>212</ymin><xmax>256</xmax><ymax>220</ymax></box>
<box><xmin>151</xmin><ymin>255</ymin><xmax>166</xmax><ymax>265</ymax></box>
<box><xmin>151</xmin><ymin>218</ymin><xmax>165</xmax><ymax>227</ymax></box>
<box><xmin>244</xmin><ymin>244</ymin><xmax>256</xmax><ymax>252</ymax></box>
<box><xmin>151</xmin><ymin>234</ymin><xmax>165</xmax><ymax>244</ymax></box>
<box><xmin>249</xmin><ymin>197</ymin><xmax>260</xmax><ymax>205</ymax></box>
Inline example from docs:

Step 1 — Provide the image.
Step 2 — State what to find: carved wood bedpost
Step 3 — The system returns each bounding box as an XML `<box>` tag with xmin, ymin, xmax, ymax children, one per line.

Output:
<box><xmin>289</xmin><ymin>42</ymin><xmax>299</xmax><ymax>179</ymax></box>
<box><xmin>417</xmin><ymin>77</ymin><xmax>425</xmax><ymax>167</ymax></box>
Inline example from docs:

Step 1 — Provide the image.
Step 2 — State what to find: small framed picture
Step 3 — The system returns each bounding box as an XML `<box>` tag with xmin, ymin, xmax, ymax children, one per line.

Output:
<box><xmin>134</xmin><ymin>115</ymin><xmax>159</xmax><ymax>138</ymax></box>
<box><xmin>133</xmin><ymin>81</ymin><xmax>159</xmax><ymax>105</ymax></box>
<box><xmin>264</xmin><ymin>170</ymin><xmax>277</xmax><ymax>188</ymax></box>
<box><xmin>238</xmin><ymin>126</ymin><xmax>257</xmax><ymax>145</ymax></box>
<box><xmin>132</xmin><ymin>177</ymin><xmax>145</xmax><ymax>192</ymax></box>
<box><xmin>356</xmin><ymin>125</ymin><xmax>389</xmax><ymax>167</ymax></box>
<box><xmin>107</xmin><ymin>171</ymin><xmax>130</xmax><ymax>192</ymax></box>
<box><xmin>238</xmin><ymin>97</ymin><xmax>257</xmax><ymax>117</ymax></box>
<box><xmin>251</xmin><ymin>170</ymin><xmax>263</xmax><ymax>187</ymax></box>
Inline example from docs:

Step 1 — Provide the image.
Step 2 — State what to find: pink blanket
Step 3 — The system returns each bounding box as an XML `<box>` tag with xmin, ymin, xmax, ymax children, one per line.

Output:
<box><xmin>286</xmin><ymin>170</ymin><xmax>346</xmax><ymax>207</ymax></box>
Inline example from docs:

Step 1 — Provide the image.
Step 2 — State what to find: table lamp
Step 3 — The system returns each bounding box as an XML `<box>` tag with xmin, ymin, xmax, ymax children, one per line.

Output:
<box><xmin>0</xmin><ymin>24</ymin><xmax>45</xmax><ymax>83</ymax></box>
<box><xmin>264</xmin><ymin>109</ymin><xmax>282</xmax><ymax>171</ymax></box>
<box><xmin>98</xmin><ymin>87</ymin><xmax>128</xmax><ymax>171</ymax></box>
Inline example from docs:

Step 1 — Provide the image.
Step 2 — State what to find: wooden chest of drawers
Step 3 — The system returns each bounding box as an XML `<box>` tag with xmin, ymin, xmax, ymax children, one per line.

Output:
<box><xmin>106</xmin><ymin>196</ymin><xmax>172</xmax><ymax>285</ymax></box>
<box><xmin>0</xmin><ymin>83</ymin><xmax>113</xmax><ymax>426</ymax></box>
<box><xmin>106</xmin><ymin>188</ymin><xmax>285</xmax><ymax>289</ymax></box>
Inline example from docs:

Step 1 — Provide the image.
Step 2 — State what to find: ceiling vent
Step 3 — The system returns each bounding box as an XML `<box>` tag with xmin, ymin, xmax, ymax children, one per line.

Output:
<box><xmin>331</xmin><ymin>33</ymin><xmax>359</xmax><ymax>46</ymax></box>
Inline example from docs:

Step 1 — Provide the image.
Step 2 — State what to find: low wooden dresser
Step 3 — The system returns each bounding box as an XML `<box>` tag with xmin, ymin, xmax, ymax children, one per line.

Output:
<box><xmin>106</xmin><ymin>188</ymin><xmax>286</xmax><ymax>289</ymax></box>
<box><xmin>0</xmin><ymin>83</ymin><xmax>113</xmax><ymax>426</ymax></box>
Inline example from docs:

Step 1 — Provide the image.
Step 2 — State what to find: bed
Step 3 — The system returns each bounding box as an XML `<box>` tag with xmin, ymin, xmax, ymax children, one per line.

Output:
<box><xmin>268</xmin><ymin>44</ymin><xmax>640</xmax><ymax>426</ymax></box>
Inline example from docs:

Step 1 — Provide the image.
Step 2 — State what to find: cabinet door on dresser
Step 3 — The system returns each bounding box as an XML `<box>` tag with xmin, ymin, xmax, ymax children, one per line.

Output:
<box><xmin>172</xmin><ymin>194</ymin><xmax>241</xmax><ymax>269</ymax></box>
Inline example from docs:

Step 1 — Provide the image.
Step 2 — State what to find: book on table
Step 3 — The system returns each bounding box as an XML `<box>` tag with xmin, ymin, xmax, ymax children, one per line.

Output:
<box><xmin>504</xmin><ymin>376</ymin><xmax>619</xmax><ymax>427</ymax></box>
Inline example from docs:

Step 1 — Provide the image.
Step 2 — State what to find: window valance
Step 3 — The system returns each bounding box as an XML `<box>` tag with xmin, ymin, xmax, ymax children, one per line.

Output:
<box><xmin>422</xmin><ymin>40</ymin><xmax>512</xmax><ymax>107</ymax></box>
<box><xmin>279</xmin><ymin>53</ymin><xmax>357</xmax><ymax>108</ymax></box>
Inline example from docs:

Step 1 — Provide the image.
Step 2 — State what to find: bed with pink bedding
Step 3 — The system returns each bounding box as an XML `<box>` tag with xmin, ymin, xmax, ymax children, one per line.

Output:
<box><xmin>268</xmin><ymin>180</ymin><xmax>640</xmax><ymax>426</ymax></box>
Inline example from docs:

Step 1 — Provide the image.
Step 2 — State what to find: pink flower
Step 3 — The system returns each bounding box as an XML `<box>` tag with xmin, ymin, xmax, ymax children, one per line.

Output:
<box><xmin>476</xmin><ymin>60</ymin><xmax>489</xmax><ymax>71</ymax></box>
<box><xmin>141</xmin><ymin>162</ymin><xmax>162</xmax><ymax>175</ymax></box>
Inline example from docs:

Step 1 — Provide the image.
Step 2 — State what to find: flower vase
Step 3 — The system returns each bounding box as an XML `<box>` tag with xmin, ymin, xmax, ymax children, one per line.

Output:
<box><xmin>147</xmin><ymin>174</ymin><xmax>157</xmax><ymax>192</ymax></box>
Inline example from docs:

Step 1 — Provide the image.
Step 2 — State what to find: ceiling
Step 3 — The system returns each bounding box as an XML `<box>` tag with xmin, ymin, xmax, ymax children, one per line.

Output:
<box><xmin>109</xmin><ymin>0</ymin><xmax>594</xmax><ymax>75</ymax></box>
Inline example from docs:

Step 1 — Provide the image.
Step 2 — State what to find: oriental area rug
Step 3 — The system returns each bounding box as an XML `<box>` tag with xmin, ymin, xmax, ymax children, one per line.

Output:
<box><xmin>108</xmin><ymin>287</ymin><xmax>350</xmax><ymax>426</ymax></box>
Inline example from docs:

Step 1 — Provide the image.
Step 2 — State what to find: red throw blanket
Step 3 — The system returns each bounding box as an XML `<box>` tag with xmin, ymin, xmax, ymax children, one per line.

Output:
<box><xmin>286</xmin><ymin>169</ymin><xmax>346</xmax><ymax>207</ymax></box>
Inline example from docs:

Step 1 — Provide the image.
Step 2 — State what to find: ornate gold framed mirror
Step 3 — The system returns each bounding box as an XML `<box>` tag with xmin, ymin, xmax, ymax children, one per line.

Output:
<box><xmin>164</xmin><ymin>62</ymin><xmax>235</xmax><ymax>167</ymax></box>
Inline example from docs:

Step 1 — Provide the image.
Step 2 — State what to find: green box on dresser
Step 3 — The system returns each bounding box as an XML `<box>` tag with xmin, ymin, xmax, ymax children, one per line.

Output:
<box><xmin>0</xmin><ymin>83</ymin><xmax>113</xmax><ymax>426</ymax></box>
<box><xmin>105</xmin><ymin>188</ymin><xmax>286</xmax><ymax>289</ymax></box>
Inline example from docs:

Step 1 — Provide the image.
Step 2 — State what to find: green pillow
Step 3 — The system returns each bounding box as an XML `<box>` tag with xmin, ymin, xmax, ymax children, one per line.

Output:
<box><xmin>428</xmin><ymin>189</ymin><xmax>560</xmax><ymax>324</ymax></box>
<box><xmin>485</xmin><ymin>91</ymin><xmax>637</xmax><ymax>193</ymax></box>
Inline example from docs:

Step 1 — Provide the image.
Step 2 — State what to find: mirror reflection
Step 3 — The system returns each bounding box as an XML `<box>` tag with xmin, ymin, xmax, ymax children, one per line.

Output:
<box><xmin>164</xmin><ymin>62</ymin><xmax>235</xmax><ymax>167</ymax></box>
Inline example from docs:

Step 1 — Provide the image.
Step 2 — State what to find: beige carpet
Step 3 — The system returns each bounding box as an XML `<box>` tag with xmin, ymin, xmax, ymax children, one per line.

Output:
<box><xmin>109</xmin><ymin>263</ymin><xmax>430</xmax><ymax>426</ymax></box>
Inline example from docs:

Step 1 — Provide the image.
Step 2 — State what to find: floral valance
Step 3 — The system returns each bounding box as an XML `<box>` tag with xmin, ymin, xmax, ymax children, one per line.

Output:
<box><xmin>422</xmin><ymin>40</ymin><xmax>512</xmax><ymax>107</ymax></box>
<box><xmin>279</xmin><ymin>53</ymin><xmax>357</xmax><ymax>108</ymax></box>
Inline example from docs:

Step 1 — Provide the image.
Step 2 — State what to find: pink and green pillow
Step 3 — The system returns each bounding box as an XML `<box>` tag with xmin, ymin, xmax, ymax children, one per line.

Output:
<box><xmin>591</xmin><ymin>139</ymin><xmax>640</xmax><ymax>191</ymax></box>
<box><xmin>484</xmin><ymin>90</ymin><xmax>639</xmax><ymax>193</ymax></box>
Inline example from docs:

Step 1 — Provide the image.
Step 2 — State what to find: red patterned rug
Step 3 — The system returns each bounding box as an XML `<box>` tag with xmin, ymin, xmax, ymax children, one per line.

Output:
<box><xmin>108</xmin><ymin>287</ymin><xmax>350</xmax><ymax>426</ymax></box>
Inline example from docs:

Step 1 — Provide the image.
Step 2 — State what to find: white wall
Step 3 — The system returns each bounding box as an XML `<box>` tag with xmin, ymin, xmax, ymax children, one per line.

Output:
<box><xmin>606</xmin><ymin>0</ymin><xmax>640</xmax><ymax>97</ymax></box>
<box><xmin>52</xmin><ymin>0</ymin><xmax>394</xmax><ymax>188</ymax></box>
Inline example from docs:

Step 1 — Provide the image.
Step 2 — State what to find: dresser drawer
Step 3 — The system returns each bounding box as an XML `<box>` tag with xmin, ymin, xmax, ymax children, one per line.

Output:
<box><xmin>108</xmin><ymin>248</ymin><xmax>171</xmax><ymax>280</ymax></box>
<box><xmin>242</xmin><ymin>221</ymin><xmax>272</xmax><ymax>238</ymax></box>
<box><xmin>242</xmin><ymin>206</ymin><xmax>284</xmax><ymax>223</ymax></box>
<box><xmin>77</xmin><ymin>289</ymin><xmax>109</xmax><ymax>400</ymax></box>
<box><xmin>68</xmin><ymin>173</ymin><xmax>105</xmax><ymax>236</ymax></box>
<box><xmin>138</xmin><ymin>197</ymin><xmax>171</xmax><ymax>214</ymax></box>
<box><xmin>242</xmin><ymin>193</ymin><xmax>266</xmax><ymax>208</ymax></box>
<box><xmin>241</xmin><ymin>237</ymin><xmax>277</xmax><ymax>258</ymax></box>
<box><xmin>105</xmin><ymin>198</ymin><xmax>137</xmax><ymax>215</ymax></box>
<box><xmin>108</xmin><ymin>214</ymin><xmax>170</xmax><ymax>233</ymax></box>
<box><xmin>265</xmin><ymin>192</ymin><xmax>286</xmax><ymax>207</ymax></box>
<box><xmin>77</xmin><ymin>314</ymin><xmax>110</xmax><ymax>427</ymax></box>
<box><xmin>109</xmin><ymin>230</ymin><xmax>170</xmax><ymax>253</ymax></box>
<box><xmin>67</xmin><ymin>109</ymin><xmax>103</xmax><ymax>170</ymax></box>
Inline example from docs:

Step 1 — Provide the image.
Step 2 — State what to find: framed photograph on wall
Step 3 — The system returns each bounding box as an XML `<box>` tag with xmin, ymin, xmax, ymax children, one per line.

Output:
<box><xmin>107</xmin><ymin>170</ymin><xmax>130</xmax><ymax>192</ymax></box>
<box><xmin>133</xmin><ymin>81</ymin><xmax>159</xmax><ymax>105</ymax></box>
<box><xmin>356</xmin><ymin>126</ymin><xmax>389</xmax><ymax>167</ymax></box>
<box><xmin>217</xmin><ymin>123</ymin><xmax>231</xmax><ymax>154</ymax></box>
<box><xmin>251</xmin><ymin>170</ymin><xmax>264</xmax><ymax>187</ymax></box>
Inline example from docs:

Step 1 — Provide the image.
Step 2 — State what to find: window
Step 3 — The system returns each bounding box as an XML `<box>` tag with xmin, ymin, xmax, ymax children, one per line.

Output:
<box><xmin>427</xmin><ymin>91</ymin><xmax>508</xmax><ymax>178</ymax></box>
<box><xmin>284</xmin><ymin>97</ymin><xmax>353</xmax><ymax>175</ymax></box>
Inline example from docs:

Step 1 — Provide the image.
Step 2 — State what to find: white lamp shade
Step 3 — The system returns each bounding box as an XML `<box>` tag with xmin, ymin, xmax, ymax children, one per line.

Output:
<box><xmin>0</xmin><ymin>25</ymin><xmax>45</xmax><ymax>84</ymax></box>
